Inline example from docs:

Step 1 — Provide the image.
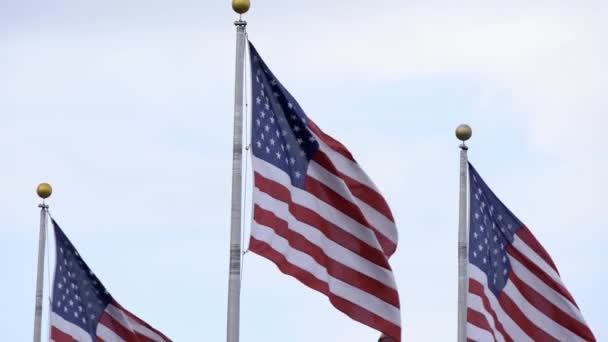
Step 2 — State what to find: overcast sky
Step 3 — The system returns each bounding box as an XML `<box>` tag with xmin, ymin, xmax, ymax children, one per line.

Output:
<box><xmin>1</xmin><ymin>1</ymin><xmax>606</xmax><ymax>341</ymax></box>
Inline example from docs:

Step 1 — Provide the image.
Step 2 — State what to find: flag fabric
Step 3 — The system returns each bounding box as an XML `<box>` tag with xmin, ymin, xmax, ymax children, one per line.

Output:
<box><xmin>248</xmin><ymin>42</ymin><xmax>401</xmax><ymax>340</ymax></box>
<box><xmin>466</xmin><ymin>164</ymin><xmax>595</xmax><ymax>341</ymax></box>
<box><xmin>50</xmin><ymin>220</ymin><xmax>171</xmax><ymax>342</ymax></box>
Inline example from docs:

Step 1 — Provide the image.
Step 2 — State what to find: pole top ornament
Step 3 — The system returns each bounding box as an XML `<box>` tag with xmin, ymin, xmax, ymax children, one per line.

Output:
<box><xmin>36</xmin><ymin>183</ymin><xmax>52</xmax><ymax>199</ymax></box>
<box><xmin>455</xmin><ymin>124</ymin><xmax>472</xmax><ymax>142</ymax></box>
<box><xmin>232</xmin><ymin>0</ymin><xmax>250</xmax><ymax>14</ymax></box>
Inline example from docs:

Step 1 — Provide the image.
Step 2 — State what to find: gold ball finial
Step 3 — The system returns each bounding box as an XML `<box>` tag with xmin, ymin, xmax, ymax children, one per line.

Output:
<box><xmin>37</xmin><ymin>183</ymin><xmax>53</xmax><ymax>199</ymax></box>
<box><xmin>232</xmin><ymin>0</ymin><xmax>250</xmax><ymax>14</ymax></box>
<box><xmin>455</xmin><ymin>124</ymin><xmax>472</xmax><ymax>142</ymax></box>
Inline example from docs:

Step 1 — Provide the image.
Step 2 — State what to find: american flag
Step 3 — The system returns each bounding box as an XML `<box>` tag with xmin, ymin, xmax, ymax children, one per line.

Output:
<box><xmin>466</xmin><ymin>164</ymin><xmax>595</xmax><ymax>341</ymax></box>
<box><xmin>247</xmin><ymin>42</ymin><xmax>401</xmax><ymax>340</ymax></box>
<box><xmin>50</xmin><ymin>220</ymin><xmax>171</xmax><ymax>342</ymax></box>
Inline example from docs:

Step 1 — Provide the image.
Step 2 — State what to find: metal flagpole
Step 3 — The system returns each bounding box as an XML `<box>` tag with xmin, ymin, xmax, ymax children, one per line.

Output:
<box><xmin>226</xmin><ymin>1</ymin><xmax>250</xmax><ymax>342</ymax></box>
<box><xmin>456</xmin><ymin>124</ymin><xmax>472</xmax><ymax>342</ymax></box>
<box><xmin>33</xmin><ymin>183</ymin><xmax>52</xmax><ymax>342</ymax></box>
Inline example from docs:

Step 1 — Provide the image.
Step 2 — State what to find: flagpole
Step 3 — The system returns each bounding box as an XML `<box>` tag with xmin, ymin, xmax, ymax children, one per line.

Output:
<box><xmin>226</xmin><ymin>1</ymin><xmax>250</xmax><ymax>342</ymax></box>
<box><xmin>456</xmin><ymin>124</ymin><xmax>472</xmax><ymax>342</ymax></box>
<box><xmin>33</xmin><ymin>183</ymin><xmax>52</xmax><ymax>342</ymax></box>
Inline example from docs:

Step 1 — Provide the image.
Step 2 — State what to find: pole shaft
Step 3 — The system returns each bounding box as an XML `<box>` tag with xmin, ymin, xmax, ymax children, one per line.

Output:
<box><xmin>33</xmin><ymin>204</ymin><xmax>48</xmax><ymax>342</ymax></box>
<box><xmin>457</xmin><ymin>146</ymin><xmax>469</xmax><ymax>342</ymax></box>
<box><xmin>226</xmin><ymin>19</ymin><xmax>247</xmax><ymax>342</ymax></box>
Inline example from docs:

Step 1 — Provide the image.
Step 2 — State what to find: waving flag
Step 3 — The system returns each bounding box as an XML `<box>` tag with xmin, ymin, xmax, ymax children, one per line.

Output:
<box><xmin>466</xmin><ymin>164</ymin><xmax>595</xmax><ymax>341</ymax></box>
<box><xmin>50</xmin><ymin>220</ymin><xmax>171</xmax><ymax>342</ymax></box>
<box><xmin>248</xmin><ymin>42</ymin><xmax>401</xmax><ymax>340</ymax></box>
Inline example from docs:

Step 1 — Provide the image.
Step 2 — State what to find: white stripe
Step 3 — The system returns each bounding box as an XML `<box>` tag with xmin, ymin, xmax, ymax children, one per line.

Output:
<box><xmin>97</xmin><ymin>324</ymin><xmax>126</xmax><ymax>342</ymax></box>
<box><xmin>312</xmin><ymin>132</ymin><xmax>380</xmax><ymax>192</ymax></box>
<box><xmin>508</xmin><ymin>254</ymin><xmax>586</xmax><ymax>324</ymax></box>
<box><xmin>512</xmin><ymin>235</ymin><xmax>561</xmax><ymax>282</ymax></box>
<box><xmin>502</xmin><ymin>281</ymin><xmax>587</xmax><ymax>341</ymax></box>
<box><xmin>308</xmin><ymin>161</ymin><xmax>398</xmax><ymax>244</ymax></box>
<box><xmin>468</xmin><ymin>293</ymin><xmax>506</xmax><ymax>342</ymax></box>
<box><xmin>252</xmin><ymin>221</ymin><xmax>401</xmax><ymax>326</ymax></box>
<box><xmin>468</xmin><ymin>265</ymin><xmax>533</xmax><ymax>342</ymax></box>
<box><xmin>51</xmin><ymin>312</ymin><xmax>93</xmax><ymax>342</ymax></box>
<box><xmin>254</xmin><ymin>188</ymin><xmax>396</xmax><ymax>288</ymax></box>
<box><xmin>253</xmin><ymin>156</ymin><xmax>384</xmax><ymax>252</ymax></box>
<box><xmin>467</xmin><ymin>322</ymin><xmax>495</xmax><ymax>342</ymax></box>
<box><xmin>105</xmin><ymin>304</ymin><xmax>168</xmax><ymax>341</ymax></box>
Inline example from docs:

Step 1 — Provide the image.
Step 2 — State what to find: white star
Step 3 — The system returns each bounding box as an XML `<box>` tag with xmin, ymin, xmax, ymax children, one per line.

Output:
<box><xmin>265</xmin><ymin>103</ymin><xmax>270</xmax><ymax>110</ymax></box>
<box><xmin>286</xmin><ymin>144</ymin><xmax>291</xmax><ymax>150</ymax></box>
<box><xmin>256</xmin><ymin>141</ymin><xmax>262</xmax><ymax>148</ymax></box>
<box><xmin>290</xmin><ymin>157</ymin><xmax>296</xmax><ymax>165</ymax></box>
<box><xmin>299</xmin><ymin>151</ymin><xmax>306</xmax><ymax>157</ymax></box>
<box><xmin>276</xmin><ymin>152</ymin><xmax>281</xmax><ymax>159</ymax></box>
<box><xmin>288</xmin><ymin>102</ymin><xmax>293</xmax><ymax>109</ymax></box>
<box><xmin>294</xmin><ymin>171</ymin><xmax>301</xmax><ymax>178</ymax></box>
<box><xmin>256</xmin><ymin>97</ymin><xmax>261</xmax><ymax>104</ymax></box>
<box><xmin>264</xmin><ymin>125</ymin><xmax>270</xmax><ymax>132</ymax></box>
<box><xmin>260</xmin><ymin>111</ymin><xmax>266</xmax><ymax>118</ymax></box>
<box><xmin>270</xmin><ymin>117</ymin><xmax>275</xmax><ymax>124</ymax></box>
<box><xmin>265</xmin><ymin>147</ymin><xmax>270</xmax><ymax>153</ymax></box>
<box><xmin>269</xmin><ymin>138</ymin><xmax>275</xmax><ymax>145</ymax></box>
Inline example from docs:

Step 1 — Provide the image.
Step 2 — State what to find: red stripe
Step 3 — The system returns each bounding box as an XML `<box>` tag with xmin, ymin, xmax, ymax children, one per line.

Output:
<box><xmin>304</xmin><ymin>175</ymin><xmax>396</xmax><ymax>256</ymax></box>
<box><xmin>249</xmin><ymin>238</ymin><xmax>401</xmax><ymax>341</ymax></box>
<box><xmin>111</xmin><ymin>300</ymin><xmax>172</xmax><ymax>341</ymax></box>
<box><xmin>468</xmin><ymin>279</ymin><xmax>513</xmax><ymax>342</ymax></box>
<box><xmin>98</xmin><ymin>311</ymin><xmax>155</xmax><ymax>342</ymax></box>
<box><xmin>307</xmin><ymin>119</ymin><xmax>355</xmax><ymax>161</ymax></box>
<box><xmin>50</xmin><ymin>326</ymin><xmax>78</xmax><ymax>342</ymax></box>
<box><xmin>497</xmin><ymin>291</ymin><xmax>559</xmax><ymax>342</ymax></box>
<box><xmin>516</xmin><ymin>227</ymin><xmax>559</xmax><ymax>273</ymax></box>
<box><xmin>467</xmin><ymin>307</ymin><xmax>497</xmax><ymax>341</ymax></box>
<box><xmin>507</xmin><ymin>246</ymin><xmax>578</xmax><ymax>308</ymax></box>
<box><xmin>312</xmin><ymin>151</ymin><xmax>394</xmax><ymax>221</ymax></box>
<box><xmin>254</xmin><ymin>172</ymin><xmax>391</xmax><ymax>268</ymax></box>
<box><xmin>254</xmin><ymin>205</ymin><xmax>399</xmax><ymax>307</ymax></box>
<box><xmin>508</xmin><ymin>272</ymin><xmax>596</xmax><ymax>341</ymax></box>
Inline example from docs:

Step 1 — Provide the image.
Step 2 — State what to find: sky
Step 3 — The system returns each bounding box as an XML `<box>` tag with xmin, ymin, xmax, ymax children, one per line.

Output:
<box><xmin>1</xmin><ymin>0</ymin><xmax>606</xmax><ymax>340</ymax></box>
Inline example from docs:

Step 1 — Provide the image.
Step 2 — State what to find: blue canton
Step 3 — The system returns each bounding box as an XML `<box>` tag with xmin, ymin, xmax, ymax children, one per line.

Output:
<box><xmin>468</xmin><ymin>163</ymin><xmax>524</xmax><ymax>297</ymax></box>
<box><xmin>249</xmin><ymin>42</ymin><xmax>319</xmax><ymax>188</ymax></box>
<box><xmin>51</xmin><ymin>220</ymin><xmax>112</xmax><ymax>339</ymax></box>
